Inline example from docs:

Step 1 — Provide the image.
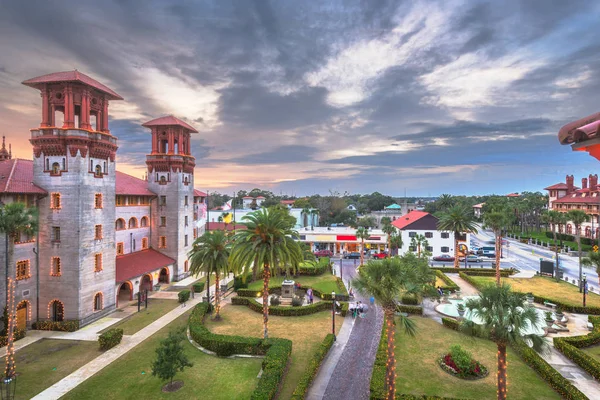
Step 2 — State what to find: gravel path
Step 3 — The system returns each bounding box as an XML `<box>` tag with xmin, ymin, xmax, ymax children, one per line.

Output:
<box><xmin>322</xmin><ymin>260</ymin><xmax>384</xmax><ymax>400</ymax></box>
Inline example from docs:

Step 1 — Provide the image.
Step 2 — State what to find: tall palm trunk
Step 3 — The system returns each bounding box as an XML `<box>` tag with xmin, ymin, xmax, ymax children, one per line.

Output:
<box><xmin>417</xmin><ymin>243</ymin><xmax>421</xmax><ymax>258</ymax></box>
<box><xmin>214</xmin><ymin>272</ymin><xmax>221</xmax><ymax>319</ymax></box>
<box><xmin>360</xmin><ymin>240</ymin><xmax>364</xmax><ymax>266</ymax></box>
<box><xmin>384</xmin><ymin>309</ymin><xmax>396</xmax><ymax>400</ymax></box>
<box><xmin>577</xmin><ymin>231</ymin><xmax>583</xmax><ymax>292</ymax></box>
<box><xmin>495</xmin><ymin>231</ymin><xmax>501</xmax><ymax>286</ymax></box>
<box><xmin>4</xmin><ymin>278</ymin><xmax>15</xmax><ymax>382</ymax></box>
<box><xmin>262</xmin><ymin>263</ymin><xmax>270</xmax><ymax>339</ymax></box>
<box><xmin>497</xmin><ymin>342</ymin><xmax>507</xmax><ymax>400</ymax></box>
<box><xmin>552</xmin><ymin>228</ymin><xmax>559</xmax><ymax>282</ymax></box>
<box><xmin>453</xmin><ymin>232</ymin><xmax>459</xmax><ymax>269</ymax></box>
<box><xmin>387</xmin><ymin>237</ymin><xmax>391</xmax><ymax>259</ymax></box>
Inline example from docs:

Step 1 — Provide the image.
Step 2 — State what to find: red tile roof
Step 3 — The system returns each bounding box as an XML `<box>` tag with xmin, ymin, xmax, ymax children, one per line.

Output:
<box><xmin>0</xmin><ymin>159</ymin><xmax>46</xmax><ymax>195</ymax></box>
<box><xmin>280</xmin><ymin>200</ymin><xmax>295</xmax><ymax>204</ymax></box>
<box><xmin>115</xmin><ymin>171</ymin><xmax>156</xmax><ymax>196</ymax></box>
<box><xmin>194</xmin><ymin>189</ymin><xmax>207</xmax><ymax>197</ymax></box>
<box><xmin>22</xmin><ymin>70</ymin><xmax>123</xmax><ymax>100</ymax></box>
<box><xmin>207</xmin><ymin>222</ymin><xmax>246</xmax><ymax>231</ymax></box>
<box><xmin>142</xmin><ymin>115</ymin><xmax>198</xmax><ymax>133</ymax></box>
<box><xmin>544</xmin><ymin>183</ymin><xmax>569</xmax><ymax>190</ymax></box>
<box><xmin>506</xmin><ymin>193</ymin><xmax>520</xmax><ymax>197</ymax></box>
<box><xmin>391</xmin><ymin>211</ymin><xmax>430</xmax><ymax>230</ymax></box>
<box><xmin>116</xmin><ymin>249</ymin><xmax>175</xmax><ymax>283</ymax></box>
<box><xmin>472</xmin><ymin>202</ymin><xmax>485</xmax><ymax>208</ymax></box>
<box><xmin>553</xmin><ymin>194</ymin><xmax>600</xmax><ymax>204</ymax></box>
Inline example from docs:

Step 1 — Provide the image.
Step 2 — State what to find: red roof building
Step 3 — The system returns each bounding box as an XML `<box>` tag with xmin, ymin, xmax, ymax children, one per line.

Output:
<box><xmin>207</xmin><ymin>222</ymin><xmax>246</xmax><ymax>231</ymax></box>
<box><xmin>22</xmin><ymin>70</ymin><xmax>123</xmax><ymax>100</ymax></box>
<box><xmin>0</xmin><ymin>159</ymin><xmax>47</xmax><ymax>195</ymax></box>
<box><xmin>142</xmin><ymin>115</ymin><xmax>198</xmax><ymax>133</ymax></box>
<box><xmin>116</xmin><ymin>249</ymin><xmax>175</xmax><ymax>283</ymax></box>
<box><xmin>391</xmin><ymin>211</ymin><xmax>438</xmax><ymax>230</ymax></box>
<box><xmin>115</xmin><ymin>171</ymin><xmax>156</xmax><ymax>196</ymax></box>
<box><xmin>194</xmin><ymin>189</ymin><xmax>207</xmax><ymax>197</ymax></box>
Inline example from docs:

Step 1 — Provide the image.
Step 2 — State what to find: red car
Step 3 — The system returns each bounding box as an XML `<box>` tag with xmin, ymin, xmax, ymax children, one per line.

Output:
<box><xmin>314</xmin><ymin>250</ymin><xmax>333</xmax><ymax>258</ymax></box>
<box><xmin>373</xmin><ymin>252</ymin><xmax>388</xmax><ymax>259</ymax></box>
<box><xmin>433</xmin><ymin>254</ymin><xmax>455</xmax><ymax>262</ymax></box>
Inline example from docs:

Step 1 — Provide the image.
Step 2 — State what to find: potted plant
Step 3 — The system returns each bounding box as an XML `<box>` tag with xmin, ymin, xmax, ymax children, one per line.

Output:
<box><xmin>555</xmin><ymin>305</ymin><xmax>564</xmax><ymax>321</ymax></box>
<box><xmin>526</xmin><ymin>293</ymin><xmax>534</xmax><ymax>304</ymax></box>
<box><xmin>457</xmin><ymin>303</ymin><xmax>465</xmax><ymax>318</ymax></box>
<box><xmin>544</xmin><ymin>311</ymin><xmax>554</xmax><ymax>328</ymax></box>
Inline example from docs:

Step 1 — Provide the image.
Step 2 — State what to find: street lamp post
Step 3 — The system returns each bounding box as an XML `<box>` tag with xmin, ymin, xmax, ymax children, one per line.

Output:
<box><xmin>339</xmin><ymin>258</ymin><xmax>343</xmax><ymax>281</ymax></box>
<box><xmin>332</xmin><ymin>291</ymin><xmax>336</xmax><ymax>341</ymax></box>
<box><xmin>583</xmin><ymin>273</ymin><xmax>588</xmax><ymax>308</ymax></box>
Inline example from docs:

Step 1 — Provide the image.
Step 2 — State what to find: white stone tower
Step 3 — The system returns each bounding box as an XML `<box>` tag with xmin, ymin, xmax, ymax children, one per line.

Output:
<box><xmin>144</xmin><ymin>116</ymin><xmax>197</xmax><ymax>281</ymax></box>
<box><xmin>24</xmin><ymin>71</ymin><xmax>122</xmax><ymax>326</ymax></box>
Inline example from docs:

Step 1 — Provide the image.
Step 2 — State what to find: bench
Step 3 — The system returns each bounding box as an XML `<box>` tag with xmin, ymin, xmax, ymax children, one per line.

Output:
<box><xmin>543</xmin><ymin>301</ymin><xmax>557</xmax><ymax>309</ymax></box>
<box><xmin>588</xmin><ymin>322</ymin><xmax>595</xmax><ymax>331</ymax></box>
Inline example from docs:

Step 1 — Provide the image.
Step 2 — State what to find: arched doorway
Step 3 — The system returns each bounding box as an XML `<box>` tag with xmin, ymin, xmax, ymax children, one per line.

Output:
<box><xmin>16</xmin><ymin>301</ymin><xmax>29</xmax><ymax>330</ymax></box>
<box><xmin>159</xmin><ymin>268</ymin><xmax>169</xmax><ymax>284</ymax></box>
<box><xmin>117</xmin><ymin>282</ymin><xmax>133</xmax><ymax>307</ymax></box>
<box><xmin>140</xmin><ymin>274</ymin><xmax>153</xmax><ymax>293</ymax></box>
<box><xmin>49</xmin><ymin>300</ymin><xmax>64</xmax><ymax>322</ymax></box>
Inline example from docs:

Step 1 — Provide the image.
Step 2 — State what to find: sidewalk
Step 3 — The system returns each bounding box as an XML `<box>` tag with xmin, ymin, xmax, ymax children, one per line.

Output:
<box><xmin>31</xmin><ymin>283</ymin><xmax>218</xmax><ymax>400</ymax></box>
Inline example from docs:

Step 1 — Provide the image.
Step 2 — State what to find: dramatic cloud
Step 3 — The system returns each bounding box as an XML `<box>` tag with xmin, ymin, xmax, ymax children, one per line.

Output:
<box><xmin>1</xmin><ymin>0</ymin><xmax>600</xmax><ymax>196</ymax></box>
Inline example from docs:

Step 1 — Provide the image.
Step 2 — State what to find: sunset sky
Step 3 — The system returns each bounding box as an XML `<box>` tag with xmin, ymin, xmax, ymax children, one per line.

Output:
<box><xmin>2</xmin><ymin>0</ymin><xmax>600</xmax><ymax>196</ymax></box>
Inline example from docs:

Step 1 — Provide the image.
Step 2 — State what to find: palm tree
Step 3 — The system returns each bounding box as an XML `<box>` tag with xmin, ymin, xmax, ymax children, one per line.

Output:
<box><xmin>0</xmin><ymin>202</ymin><xmax>39</xmax><ymax>305</ymax></box>
<box><xmin>437</xmin><ymin>205</ymin><xmax>478</xmax><ymax>269</ymax></box>
<box><xmin>302</xmin><ymin>206</ymin><xmax>311</xmax><ymax>227</ymax></box>
<box><xmin>582</xmin><ymin>251</ymin><xmax>600</xmax><ymax>290</ymax></box>
<box><xmin>389</xmin><ymin>233</ymin><xmax>403</xmax><ymax>256</ymax></box>
<box><xmin>567</xmin><ymin>209</ymin><xmax>589</xmax><ymax>291</ymax></box>
<box><xmin>355</xmin><ymin>226</ymin><xmax>370</xmax><ymax>266</ymax></box>
<box><xmin>483</xmin><ymin>210</ymin><xmax>509</xmax><ymax>286</ymax></box>
<box><xmin>188</xmin><ymin>230</ymin><xmax>231</xmax><ymax>319</ymax></box>
<box><xmin>380</xmin><ymin>216</ymin><xmax>392</xmax><ymax>228</ymax></box>
<box><xmin>544</xmin><ymin>210</ymin><xmax>566</xmax><ymax>281</ymax></box>
<box><xmin>437</xmin><ymin>194</ymin><xmax>454</xmax><ymax>211</ymax></box>
<box><xmin>409</xmin><ymin>234</ymin><xmax>428</xmax><ymax>258</ymax></box>
<box><xmin>299</xmin><ymin>242</ymin><xmax>316</xmax><ymax>262</ymax></box>
<box><xmin>229</xmin><ymin>207</ymin><xmax>302</xmax><ymax>338</ymax></box>
<box><xmin>460</xmin><ymin>283</ymin><xmax>548</xmax><ymax>400</ymax></box>
<box><xmin>352</xmin><ymin>254</ymin><xmax>436</xmax><ymax>400</ymax></box>
<box><xmin>310</xmin><ymin>209</ymin><xmax>320</xmax><ymax>228</ymax></box>
<box><xmin>382</xmin><ymin>222</ymin><xmax>396</xmax><ymax>258</ymax></box>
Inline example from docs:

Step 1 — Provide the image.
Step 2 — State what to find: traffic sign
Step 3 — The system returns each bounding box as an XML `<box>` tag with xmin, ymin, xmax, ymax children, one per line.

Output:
<box><xmin>594</xmin><ymin>245</ymin><xmax>598</xmax><ymax>253</ymax></box>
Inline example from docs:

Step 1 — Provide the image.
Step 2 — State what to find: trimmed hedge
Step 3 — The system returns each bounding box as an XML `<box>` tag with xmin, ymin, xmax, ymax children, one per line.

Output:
<box><xmin>397</xmin><ymin>304</ymin><xmax>423</xmax><ymax>316</ymax></box>
<box><xmin>291</xmin><ymin>333</ymin><xmax>335</xmax><ymax>399</ymax></box>
<box><xmin>192</xmin><ymin>282</ymin><xmax>205</xmax><ymax>293</ymax></box>
<box><xmin>188</xmin><ymin>303</ymin><xmax>292</xmax><ymax>400</ymax></box>
<box><xmin>98</xmin><ymin>328</ymin><xmax>123</xmax><ymax>350</ymax></box>
<box><xmin>0</xmin><ymin>328</ymin><xmax>26</xmax><ymax>348</ymax></box>
<box><xmin>554</xmin><ymin>317</ymin><xmax>600</xmax><ymax>382</ymax></box>
<box><xmin>401</xmin><ymin>294</ymin><xmax>419</xmax><ymax>305</ymax></box>
<box><xmin>441</xmin><ymin>317</ymin><xmax>459</xmax><ymax>331</ymax></box>
<box><xmin>178</xmin><ymin>289</ymin><xmax>191</xmax><ymax>303</ymax></box>
<box><xmin>32</xmin><ymin>320</ymin><xmax>79</xmax><ymax>332</ymax></box>
<box><xmin>237</xmin><ymin>285</ymin><xmax>350</xmax><ymax>302</ymax></box>
<box><xmin>231</xmin><ymin>296</ymin><xmax>349</xmax><ymax>317</ymax></box>
<box><xmin>435</xmin><ymin>270</ymin><xmax>459</xmax><ymax>293</ymax></box>
<box><xmin>432</xmin><ymin>267</ymin><xmax>517</xmax><ymax>276</ymax></box>
<box><xmin>461</xmin><ymin>270</ymin><xmax>512</xmax><ymax>277</ymax></box>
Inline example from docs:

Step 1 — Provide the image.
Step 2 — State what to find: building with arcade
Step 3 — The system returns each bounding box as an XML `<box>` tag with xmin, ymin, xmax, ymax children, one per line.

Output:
<box><xmin>0</xmin><ymin>71</ymin><xmax>207</xmax><ymax>330</ymax></box>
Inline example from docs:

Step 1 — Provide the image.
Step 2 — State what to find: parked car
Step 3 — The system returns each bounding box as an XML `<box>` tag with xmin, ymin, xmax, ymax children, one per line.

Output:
<box><xmin>372</xmin><ymin>252</ymin><xmax>388</xmax><ymax>259</ymax></box>
<box><xmin>345</xmin><ymin>252</ymin><xmax>361</xmax><ymax>259</ymax></box>
<box><xmin>433</xmin><ymin>254</ymin><xmax>455</xmax><ymax>262</ymax></box>
<box><xmin>314</xmin><ymin>250</ymin><xmax>333</xmax><ymax>258</ymax></box>
<box><xmin>459</xmin><ymin>255</ymin><xmax>483</xmax><ymax>263</ymax></box>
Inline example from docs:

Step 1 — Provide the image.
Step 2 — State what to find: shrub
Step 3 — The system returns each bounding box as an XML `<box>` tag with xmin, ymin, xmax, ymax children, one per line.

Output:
<box><xmin>442</xmin><ymin>317</ymin><xmax>459</xmax><ymax>331</ymax></box>
<box><xmin>270</xmin><ymin>296</ymin><xmax>281</xmax><ymax>306</ymax></box>
<box><xmin>178</xmin><ymin>289</ymin><xmax>191</xmax><ymax>303</ymax></box>
<box><xmin>553</xmin><ymin>318</ymin><xmax>600</xmax><ymax>381</ymax></box>
<box><xmin>188</xmin><ymin>303</ymin><xmax>292</xmax><ymax>400</ymax></box>
<box><xmin>32</xmin><ymin>320</ymin><xmax>79</xmax><ymax>332</ymax></box>
<box><xmin>397</xmin><ymin>304</ymin><xmax>423</xmax><ymax>315</ymax></box>
<box><xmin>0</xmin><ymin>328</ymin><xmax>26</xmax><ymax>348</ymax></box>
<box><xmin>449</xmin><ymin>345</ymin><xmax>473</xmax><ymax>374</ymax></box>
<box><xmin>292</xmin><ymin>296</ymin><xmax>304</xmax><ymax>307</ymax></box>
<box><xmin>234</xmin><ymin>274</ymin><xmax>250</xmax><ymax>289</ymax></box>
<box><xmin>232</xmin><ymin>296</ymin><xmax>346</xmax><ymax>317</ymax></box>
<box><xmin>435</xmin><ymin>270</ymin><xmax>459</xmax><ymax>292</ymax></box>
<box><xmin>98</xmin><ymin>328</ymin><xmax>123</xmax><ymax>350</ymax></box>
<box><xmin>192</xmin><ymin>282</ymin><xmax>205</xmax><ymax>293</ymax></box>
<box><xmin>401</xmin><ymin>294</ymin><xmax>419</xmax><ymax>305</ymax></box>
<box><xmin>237</xmin><ymin>288</ymin><xmax>264</xmax><ymax>297</ymax></box>
<box><xmin>433</xmin><ymin>267</ymin><xmax>517</xmax><ymax>276</ymax></box>
<box><xmin>291</xmin><ymin>333</ymin><xmax>335</xmax><ymax>399</ymax></box>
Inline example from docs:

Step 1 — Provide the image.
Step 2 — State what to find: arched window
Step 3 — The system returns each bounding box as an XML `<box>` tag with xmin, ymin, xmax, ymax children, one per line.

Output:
<box><xmin>95</xmin><ymin>165</ymin><xmax>102</xmax><ymax>175</ymax></box>
<box><xmin>46</xmin><ymin>158</ymin><xmax>50</xmax><ymax>170</ymax></box>
<box><xmin>160</xmin><ymin>176</ymin><xmax>166</xmax><ymax>184</ymax></box>
<box><xmin>93</xmin><ymin>292</ymin><xmax>103</xmax><ymax>311</ymax></box>
<box><xmin>115</xmin><ymin>218</ymin><xmax>125</xmax><ymax>230</ymax></box>
<box><xmin>52</xmin><ymin>162</ymin><xmax>60</xmax><ymax>174</ymax></box>
<box><xmin>128</xmin><ymin>217</ymin><xmax>138</xmax><ymax>229</ymax></box>
<box><xmin>48</xmin><ymin>299</ymin><xmax>64</xmax><ymax>322</ymax></box>
<box><xmin>140</xmin><ymin>216</ymin><xmax>149</xmax><ymax>227</ymax></box>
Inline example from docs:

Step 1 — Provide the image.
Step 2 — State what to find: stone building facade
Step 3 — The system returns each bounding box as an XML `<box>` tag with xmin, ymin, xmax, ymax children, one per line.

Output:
<box><xmin>0</xmin><ymin>71</ymin><xmax>207</xmax><ymax>329</ymax></box>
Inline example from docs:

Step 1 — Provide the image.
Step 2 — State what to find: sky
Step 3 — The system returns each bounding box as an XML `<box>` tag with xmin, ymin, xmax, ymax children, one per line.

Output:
<box><xmin>2</xmin><ymin>0</ymin><xmax>600</xmax><ymax>197</ymax></box>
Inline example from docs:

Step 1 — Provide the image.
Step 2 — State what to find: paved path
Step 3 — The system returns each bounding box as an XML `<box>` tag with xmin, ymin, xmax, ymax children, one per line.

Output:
<box><xmin>445</xmin><ymin>273</ymin><xmax>480</xmax><ymax>296</ymax></box>
<box><xmin>31</xmin><ymin>284</ymin><xmax>217</xmax><ymax>400</ymax></box>
<box><xmin>320</xmin><ymin>260</ymin><xmax>384</xmax><ymax>400</ymax></box>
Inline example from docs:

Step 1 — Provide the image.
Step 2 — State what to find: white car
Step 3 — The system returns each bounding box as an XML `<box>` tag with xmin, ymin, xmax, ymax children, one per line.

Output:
<box><xmin>459</xmin><ymin>255</ymin><xmax>483</xmax><ymax>263</ymax></box>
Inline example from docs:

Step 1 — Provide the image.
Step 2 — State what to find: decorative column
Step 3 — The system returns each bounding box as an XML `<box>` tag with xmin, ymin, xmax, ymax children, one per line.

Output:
<box><xmin>102</xmin><ymin>97</ymin><xmax>109</xmax><ymax>133</ymax></box>
<box><xmin>178</xmin><ymin>131</ymin><xmax>183</xmax><ymax>154</ymax></box>
<box><xmin>41</xmin><ymin>86</ymin><xmax>50</xmax><ymax>127</ymax></box>
<box><xmin>168</xmin><ymin>129</ymin><xmax>174</xmax><ymax>154</ymax></box>
<box><xmin>63</xmin><ymin>85</ymin><xmax>74</xmax><ymax>128</ymax></box>
<box><xmin>151</xmin><ymin>128</ymin><xmax>157</xmax><ymax>153</ymax></box>
<box><xmin>80</xmin><ymin>89</ymin><xmax>91</xmax><ymax>130</ymax></box>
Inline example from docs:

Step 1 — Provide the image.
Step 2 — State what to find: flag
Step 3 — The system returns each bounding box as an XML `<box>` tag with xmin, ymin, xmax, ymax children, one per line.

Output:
<box><xmin>222</xmin><ymin>199</ymin><xmax>232</xmax><ymax>211</ymax></box>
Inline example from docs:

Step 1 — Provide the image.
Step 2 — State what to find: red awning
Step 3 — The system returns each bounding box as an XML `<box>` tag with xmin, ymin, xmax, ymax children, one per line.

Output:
<box><xmin>116</xmin><ymin>249</ymin><xmax>175</xmax><ymax>283</ymax></box>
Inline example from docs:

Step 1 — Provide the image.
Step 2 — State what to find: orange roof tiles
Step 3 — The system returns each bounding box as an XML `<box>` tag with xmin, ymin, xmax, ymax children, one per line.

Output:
<box><xmin>391</xmin><ymin>211</ymin><xmax>430</xmax><ymax>230</ymax></box>
<box><xmin>0</xmin><ymin>159</ymin><xmax>46</xmax><ymax>195</ymax></box>
<box><xmin>142</xmin><ymin>115</ymin><xmax>198</xmax><ymax>133</ymax></box>
<box><xmin>115</xmin><ymin>171</ymin><xmax>155</xmax><ymax>196</ymax></box>
<box><xmin>544</xmin><ymin>183</ymin><xmax>569</xmax><ymax>190</ymax></box>
<box><xmin>22</xmin><ymin>70</ymin><xmax>123</xmax><ymax>100</ymax></box>
<box><xmin>116</xmin><ymin>249</ymin><xmax>175</xmax><ymax>283</ymax></box>
<box><xmin>194</xmin><ymin>189</ymin><xmax>207</xmax><ymax>197</ymax></box>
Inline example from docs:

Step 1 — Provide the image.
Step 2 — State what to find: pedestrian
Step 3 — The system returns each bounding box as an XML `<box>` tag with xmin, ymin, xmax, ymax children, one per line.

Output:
<box><xmin>349</xmin><ymin>287</ymin><xmax>354</xmax><ymax>298</ymax></box>
<box><xmin>437</xmin><ymin>286</ymin><xmax>444</xmax><ymax>296</ymax></box>
<box><xmin>369</xmin><ymin>296</ymin><xmax>375</xmax><ymax>305</ymax></box>
<box><xmin>307</xmin><ymin>288</ymin><xmax>313</xmax><ymax>304</ymax></box>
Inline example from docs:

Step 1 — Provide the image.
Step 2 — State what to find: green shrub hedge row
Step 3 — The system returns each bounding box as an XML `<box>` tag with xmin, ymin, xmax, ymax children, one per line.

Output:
<box><xmin>435</xmin><ymin>270</ymin><xmax>459</xmax><ymax>292</ymax></box>
<box><xmin>433</xmin><ymin>267</ymin><xmax>516</xmax><ymax>276</ymax></box>
<box><xmin>188</xmin><ymin>303</ymin><xmax>292</xmax><ymax>400</ymax></box>
<box><xmin>441</xmin><ymin>311</ymin><xmax>587</xmax><ymax>399</ymax></box>
<box><xmin>553</xmin><ymin>317</ymin><xmax>600</xmax><ymax>382</ymax></box>
<box><xmin>397</xmin><ymin>304</ymin><xmax>423</xmax><ymax>315</ymax></box>
<box><xmin>98</xmin><ymin>328</ymin><xmax>123</xmax><ymax>351</ymax></box>
<box><xmin>178</xmin><ymin>289</ymin><xmax>191</xmax><ymax>303</ymax></box>
<box><xmin>231</xmin><ymin>296</ymin><xmax>349</xmax><ymax>317</ymax></box>
<box><xmin>32</xmin><ymin>320</ymin><xmax>79</xmax><ymax>332</ymax></box>
<box><xmin>237</xmin><ymin>285</ymin><xmax>350</xmax><ymax>302</ymax></box>
<box><xmin>543</xmin><ymin>231</ymin><xmax>596</xmax><ymax>247</ymax></box>
<box><xmin>461</xmin><ymin>270</ymin><xmax>512</xmax><ymax>277</ymax></box>
<box><xmin>0</xmin><ymin>328</ymin><xmax>26</xmax><ymax>348</ymax></box>
<box><xmin>400</xmin><ymin>294</ymin><xmax>419</xmax><ymax>305</ymax></box>
<box><xmin>291</xmin><ymin>333</ymin><xmax>335</xmax><ymax>399</ymax></box>
<box><xmin>192</xmin><ymin>282</ymin><xmax>205</xmax><ymax>293</ymax></box>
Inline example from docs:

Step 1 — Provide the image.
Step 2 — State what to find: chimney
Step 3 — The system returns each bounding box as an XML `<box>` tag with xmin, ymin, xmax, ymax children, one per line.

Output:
<box><xmin>592</xmin><ymin>174</ymin><xmax>599</xmax><ymax>191</ymax></box>
<box><xmin>566</xmin><ymin>175</ymin><xmax>574</xmax><ymax>193</ymax></box>
<box><xmin>582</xmin><ymin>177</ymin><xmax>588</xmax><ymax>189</ymax></box>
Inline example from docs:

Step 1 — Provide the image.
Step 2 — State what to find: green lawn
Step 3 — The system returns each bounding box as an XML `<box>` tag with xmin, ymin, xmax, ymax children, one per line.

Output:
<box><xmin>206</xmin><ymin>304</ymin><xmax>341</xmax><ymax>399</ymax></box>
<box><xmin>582</xmin><ymin>344</ymin><xmax>600</xmax><ymax>362</ymax></box>
<box><xmin>468</xmin><ymin>275</ymin><xmax>600</xmax><ymax>308</ymax></box>
<box><xmin>395</xmin><ymin>318</ymin><xmax>560</xmax><ymax>399</ymax></box>
<box><xmin>63</xmin><ymin>311</ymin><xmax>263</xmax><ymax>400</ymax></box>
<box><xmin>509</xmin><ymin>230</ymin><xmax>591</xmax><ymax>251</ymax></box>
<box><xmin>2</xmin><ymin>339</ymin><xmax>103</xmax><ymax>400</ymax></box>
<box><xmin>104</xmin><ymin>299</ymin><xmax>180</xmax><ymax>335</ymax></box>
<box><xmin>246</xmin><ymin>273</ymin><xmax>347</xmax><ymax>295</ymax></box>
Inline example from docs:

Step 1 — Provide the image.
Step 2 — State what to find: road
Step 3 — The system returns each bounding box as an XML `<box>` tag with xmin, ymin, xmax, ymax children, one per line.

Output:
<box><xmin>471</xmin><ymin>228</ymin><xmax>600</xmax><ymax>294</ymax></box>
